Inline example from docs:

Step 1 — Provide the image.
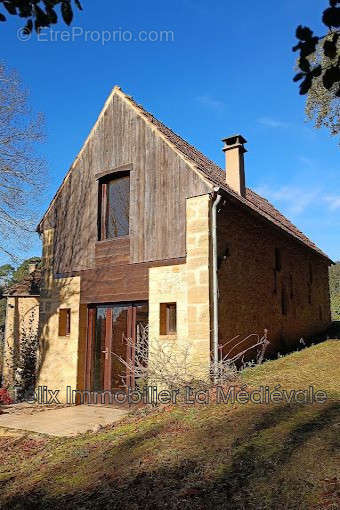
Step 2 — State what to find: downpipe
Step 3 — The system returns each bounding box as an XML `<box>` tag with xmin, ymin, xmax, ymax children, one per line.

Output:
<box><xmin>211</xmin><ymin>189</ymin><xmax>222</xmax><ymax>384</ymax></box>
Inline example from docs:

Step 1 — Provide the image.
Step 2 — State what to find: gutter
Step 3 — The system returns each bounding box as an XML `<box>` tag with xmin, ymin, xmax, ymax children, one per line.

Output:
<box><xmin>211</xmin><ymin>188</ymin><xmax>222</xmax><ymax>382</ymax></box>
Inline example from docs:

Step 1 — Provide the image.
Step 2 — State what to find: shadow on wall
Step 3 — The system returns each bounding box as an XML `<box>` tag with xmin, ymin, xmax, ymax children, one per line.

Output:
<box><xmin>36</xmin><ymin>276</ymin><xmax>80</xmax><ymax>386</ymax></box>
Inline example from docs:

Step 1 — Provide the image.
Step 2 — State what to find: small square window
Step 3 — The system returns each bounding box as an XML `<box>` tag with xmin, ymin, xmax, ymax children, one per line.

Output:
<box><xmin>160</xmin><ymin>303</ymin><xmax>177</xmax><ymax>335</ymax></box>
<box><xmin>58</xmin><ymin>308</ymin><xmax>71</xmax><ymax>337</ymax></box>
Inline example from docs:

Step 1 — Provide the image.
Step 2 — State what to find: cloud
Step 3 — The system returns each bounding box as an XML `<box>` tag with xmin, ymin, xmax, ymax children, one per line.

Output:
<box><xmin>324</xmin><ymin>195</ymin><xmax>340</xmax><ymax>211</ymax></box>
<box><xmin>298</xmin><ymin>155</ymin><xmax>315</xmax><ymax>168</ymax></box>
<box><xmin>256</xmin><ymin>185</ymin><xmax>340</xmax><ymax>216</ymax></box>
<box><xmin>255</xmin><ymin>185</ymin><xmax>319</xmax><ymax>215</ymax></box>
<box><xmin>196</xmin><ymin>95</ymin><xmax>225</xmax><ymax>110</ymax></box>
<box><xmin>257</xmin><ymin>117</ymin><xmax>290</xmax><ymax>129</ymax></box>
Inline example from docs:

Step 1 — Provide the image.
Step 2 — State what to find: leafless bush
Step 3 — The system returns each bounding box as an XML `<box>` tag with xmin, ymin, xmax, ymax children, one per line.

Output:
<box><xmin>119</xmin><ymin>324</ymin><xmax>208</xmax><ymax>392</ymax></box>
<box><xmin>211</xmin><ymin>329</ymin><xmax>270</xmax><ymax>384</ymax></box>
<box><xmin>114</xmin><ymin>326</ymin><xmax>270</xmax><ymax>392</ymax></box>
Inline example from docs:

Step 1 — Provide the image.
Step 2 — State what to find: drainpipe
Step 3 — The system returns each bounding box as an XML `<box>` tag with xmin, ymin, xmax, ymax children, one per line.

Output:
<box><xmin>211</xmin><ymin>188</ymin><xmax>222</xmax><ymax>382</ymax></box>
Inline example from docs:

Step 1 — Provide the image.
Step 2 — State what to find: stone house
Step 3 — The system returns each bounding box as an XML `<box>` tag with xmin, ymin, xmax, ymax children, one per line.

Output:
<box><xmin>1</xmin><ymin>265</ymin><xmax>41</xmax><ymax>388</ymax></box>
<box><xmin>8</xmin><ymin>87</ymin><xmax>332</xmax><ymax>400</ymax></box>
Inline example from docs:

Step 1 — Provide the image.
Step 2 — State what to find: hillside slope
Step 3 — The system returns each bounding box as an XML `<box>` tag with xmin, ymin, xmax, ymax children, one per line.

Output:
<box><xmin>0</xmin><ymin>340</ymin><xmax>339</xmax><ymax>510</ymax></box>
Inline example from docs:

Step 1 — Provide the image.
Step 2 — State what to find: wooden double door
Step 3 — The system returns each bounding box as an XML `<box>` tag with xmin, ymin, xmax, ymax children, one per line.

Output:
<box><xmin>86</xmin><ymin>302</ymin><xmax>148</xmax><ymax>392</ymax></box>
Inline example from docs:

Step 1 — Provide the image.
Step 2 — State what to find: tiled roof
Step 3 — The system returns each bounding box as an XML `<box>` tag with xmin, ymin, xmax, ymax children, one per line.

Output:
<box><xmin>123</xmin><ymin>91</ymin><xmax>330</xmax><ymax>260</ymax></box>
<box><xmin>4</xmin><ymin>270</ymin><xmax>41</xmax><ymax>297</ymax></box>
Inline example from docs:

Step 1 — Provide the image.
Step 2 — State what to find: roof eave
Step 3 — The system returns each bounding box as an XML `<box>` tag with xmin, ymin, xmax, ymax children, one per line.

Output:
<box><xmin>214</xmin><ymin>186</ymin><xmax>333</xmax><ymax>264</ymax></box>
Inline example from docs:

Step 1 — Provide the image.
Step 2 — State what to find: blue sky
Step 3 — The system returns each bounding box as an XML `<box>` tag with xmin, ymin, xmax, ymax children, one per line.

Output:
<box><xmin>1</xmin><ymin>0</ymin><xmax>339</xmax><ymax>263</ymax></box>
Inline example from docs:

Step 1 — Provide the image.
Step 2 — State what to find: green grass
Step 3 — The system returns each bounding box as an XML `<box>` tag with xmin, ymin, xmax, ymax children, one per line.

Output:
<box><xmin>0</xmin><ymin>340</ymin><xmax>339</xmax><ymax>509</ymax></box>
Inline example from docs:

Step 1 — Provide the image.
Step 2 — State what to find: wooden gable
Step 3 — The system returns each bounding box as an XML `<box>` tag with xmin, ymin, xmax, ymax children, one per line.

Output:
<box><xmin>40</xmin><ymin>88</ymin><xmax>212</xmax><ymax>275</ymax></box>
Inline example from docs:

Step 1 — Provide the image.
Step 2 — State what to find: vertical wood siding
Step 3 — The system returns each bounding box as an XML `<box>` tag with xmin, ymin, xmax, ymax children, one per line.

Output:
<box><xmin>41</xmin><ymin>94</ymin><xmax>211</xmax><ymax>273</ymax></box>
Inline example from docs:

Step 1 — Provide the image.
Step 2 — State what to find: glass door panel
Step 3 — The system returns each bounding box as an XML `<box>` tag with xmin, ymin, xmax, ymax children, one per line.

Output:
<box><xmin>135</xmin><ymin>303</ymin><xmax>149</xmax><ymax>388</ymax></box>
<box><xmin>87</xmin><ymin>302</ymin><xmax>148</xmax><ymax>394</ymax></box>
<box><xmin>92</xmin><ymin>307</ymin><xmax>106</xmax><ymax>392</ymax></box>
<box><xmin>110</xmin><ymin>305</ymin><xmax>129</xmax><ymax>391</ymax></box>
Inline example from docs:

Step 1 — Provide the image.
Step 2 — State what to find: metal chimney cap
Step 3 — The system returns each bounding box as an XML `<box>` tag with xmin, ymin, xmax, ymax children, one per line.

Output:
<box><xmin>222</xmin><ymin>134</ymin><xmax>247</xmax><ymax>146</ymax></box>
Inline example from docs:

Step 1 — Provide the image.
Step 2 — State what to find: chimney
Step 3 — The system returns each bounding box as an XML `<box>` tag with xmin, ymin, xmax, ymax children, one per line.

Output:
<box><xmin>28</xmin><ymin>263</ymin><xmax>38</xmax><ymax>274</ymax></box>
<box><xmin>222</xmin><ymin>134</ymin><xmax>247</xmax><ymax>196</ymax></box>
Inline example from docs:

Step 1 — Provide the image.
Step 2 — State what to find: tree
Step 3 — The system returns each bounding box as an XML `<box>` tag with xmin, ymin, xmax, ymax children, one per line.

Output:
<box><xmin>11</xmin><ymin>256</ymin><xmax>41</xmax><ymax>283</ymax></box>
<box><xmin>0</xmin><ymin>263</ymin><xmax>14</xmax><ymax>330</ymax></box>
<box><xmin>0</xmin><ymin>256</ymin><xmax>40</xmax><ymax>334</ymax></box>
<box><xmin>304</xmin><ymin>35</ymin><xmax>340</xmax><ymax>139</ymax></box>
<box><xmin>293</xmin><ymin>1</ymin><xmax>340</xmax><ymax>140</ymax></box>
<box><xmin>0</xmin><ymin>62</ymin><xmax>46</xmax><ymax>261</ymax></box>
<box><xmin>0</xmin><ymin>0</ymin><xmax>82</xmax><ymax>33</ymax></box>
<box><xmin>0</xmin><ymin>263</ymin><xmax>14</xmax><ymax>289</ymax></box>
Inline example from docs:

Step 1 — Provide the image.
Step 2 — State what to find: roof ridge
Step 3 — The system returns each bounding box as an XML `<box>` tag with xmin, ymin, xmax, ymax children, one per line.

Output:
<box><xmin>38</xmin><ymin>86</ymin><xmax>330</xmax><ymax>261</ymax></box>
<box><xmin>120</xmin><ymin>88</ymin><xmax>329</xmax><ymax>260</ymax></box>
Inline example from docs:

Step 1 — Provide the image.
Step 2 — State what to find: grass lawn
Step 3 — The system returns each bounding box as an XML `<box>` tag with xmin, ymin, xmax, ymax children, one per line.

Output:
<box><xmin>0</xmin><ymin>340</ymin><xmax>339</xmax><ymax>509</ymax></box>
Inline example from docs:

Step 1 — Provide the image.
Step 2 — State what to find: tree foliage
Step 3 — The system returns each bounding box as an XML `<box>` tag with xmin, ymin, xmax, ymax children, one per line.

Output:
<box><xmin>11</xmin><ymin>255</ymin><xmax>41</xmax><ymax>283</ymax></box>
<box><xmin>304</xmin><ymin>34</ymin><xmax>340</xmax><ymax>140</ymax></box>
<box><xmin>0</xmin><ymin>0</ymin><xmax>82</xmax><ymax>33</ymax></box>
<box><xmin>0</xmin><ymin>62</ymin><xmax>46</xmax><ymax>261</ymax></box>
<box><xmin>293</xmin><ymin>1</ymin><xmax>340</xmax><ymax>97</ymax></box>
<box><xmin>0</xmin><ymin>256</ymin><xmax>41</xmax><ymax>330</ymax></box>
<box><xmin>0</xmin><ymin>263</ymin><xmax>14</xmax><ymax>288</ymax></box>
<box><xmin>293</xmin><ymin>1</ymin><xmax>340</xmax><ymax>140</ymax></box>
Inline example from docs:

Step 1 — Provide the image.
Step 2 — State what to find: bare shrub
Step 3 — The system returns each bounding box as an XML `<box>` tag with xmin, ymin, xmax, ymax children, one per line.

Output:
<box><xmin>114</xmin><ymin>327</ymin><xmax>270</xmax><ymax>393</ymax></box>
<box><xmin>121</xmin><ymin>325</ymin><xmax>208</xmax><ymax>392</ymax></box>
<box><xmin>211</xmin><ymin>329</ymin><xmax>270</xmax><ymax>384</ymax></box>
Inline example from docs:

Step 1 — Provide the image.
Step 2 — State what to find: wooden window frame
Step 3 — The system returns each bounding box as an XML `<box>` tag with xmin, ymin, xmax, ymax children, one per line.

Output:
<box><xmin>160</xmin><ymin>303</ymin><xmax>177</xmax><ymax>336</ymax></box>
<box><xmin>98</xmin><ymin>170</ymin><xmax>130</xmax><ymax>241</ymax></box>
<box><xmin>58</xmin><ymin>308</ymin><xmax>71</xmax><ymax>337</ymax></box>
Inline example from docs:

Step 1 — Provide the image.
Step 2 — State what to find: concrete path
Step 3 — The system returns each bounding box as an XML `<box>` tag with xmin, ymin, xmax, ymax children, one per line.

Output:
<box><xmin>0</xmin><ymin>405</ymin><xmax>128</xmax><ymax>437</ymax></box>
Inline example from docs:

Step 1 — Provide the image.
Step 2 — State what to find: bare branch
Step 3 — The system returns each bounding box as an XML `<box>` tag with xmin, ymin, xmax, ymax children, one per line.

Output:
<box><xmin>0</xmin><ymin>62</ymin><xmax>47</xmax><ymax>260</ymax></box>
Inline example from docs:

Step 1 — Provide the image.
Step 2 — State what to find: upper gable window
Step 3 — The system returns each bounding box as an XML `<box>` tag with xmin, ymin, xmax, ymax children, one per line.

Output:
<box><xmin>99</xmin><ymin>173</ymin><xmax>130</xmax><ymax>240</ymax></box>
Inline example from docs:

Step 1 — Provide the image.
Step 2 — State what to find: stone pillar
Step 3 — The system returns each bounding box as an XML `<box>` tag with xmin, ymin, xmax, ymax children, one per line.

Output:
<box><xmin>186</xmin><ymin>194</ymin><xmax>211</xmax><ymax>379</ymax></box>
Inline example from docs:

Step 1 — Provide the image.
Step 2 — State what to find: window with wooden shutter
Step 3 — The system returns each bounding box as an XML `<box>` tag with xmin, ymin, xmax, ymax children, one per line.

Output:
<box><xmin>160</xmin><ymin>303</ymin><xmax>177</xmax><ymax>336</ymax></box>
<box><xmin>58</xmin><ymin>308</ymin><xmax>71</xmax><ymax>337</ymax></box>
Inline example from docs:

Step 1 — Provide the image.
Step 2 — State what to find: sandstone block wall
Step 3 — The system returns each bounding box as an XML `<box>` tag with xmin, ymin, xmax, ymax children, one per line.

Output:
<box><xmin>217</xmin><ymin>200</ymin><xmax>331</xmax><ymax>357</ymax></box>
<box><xmin>37</xmin><ymin>228</ymin><xmax>81</xmax><ymax>402</ymax></box>
<box><xmin>2</xmin><ymin>296</ymin><xmax>39</xmax><ymax>386</ymax></box>
<box><xmin>148</xmin><ymin>194</ymin><xmax>212</xmax><ymax>381</ymax></box>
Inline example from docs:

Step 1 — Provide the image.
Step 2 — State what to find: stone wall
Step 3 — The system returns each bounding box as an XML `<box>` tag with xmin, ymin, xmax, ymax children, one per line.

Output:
<box><xmin>148</xmin><ymin>194</ymin><xmax>212</xmax><ymax>381</ymax></box>
<box><xmin>2</xmin><ymin>296</ymin><xmax>39</xmax><ymax>386</ymax></box>
<box><xmin>217</xmin><ymin>200</ymin><xmax>331</xmax><ymax>357</ymax></box>
<box><xmin>37</xmin><ymin>276</ymin><xmax>81</xmax><ymax>401</ymax></box>
<box><xmin>37</xmin><ymin>228</ymin><xmax>81</xmax><ymax>402</ymax></box>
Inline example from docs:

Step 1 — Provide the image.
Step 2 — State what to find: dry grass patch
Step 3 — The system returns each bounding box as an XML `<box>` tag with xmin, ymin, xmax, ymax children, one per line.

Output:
<box><xmin>0</xmin><ymin>340</ymin><xmax>339</xmax><ymax>509</ymax></box>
